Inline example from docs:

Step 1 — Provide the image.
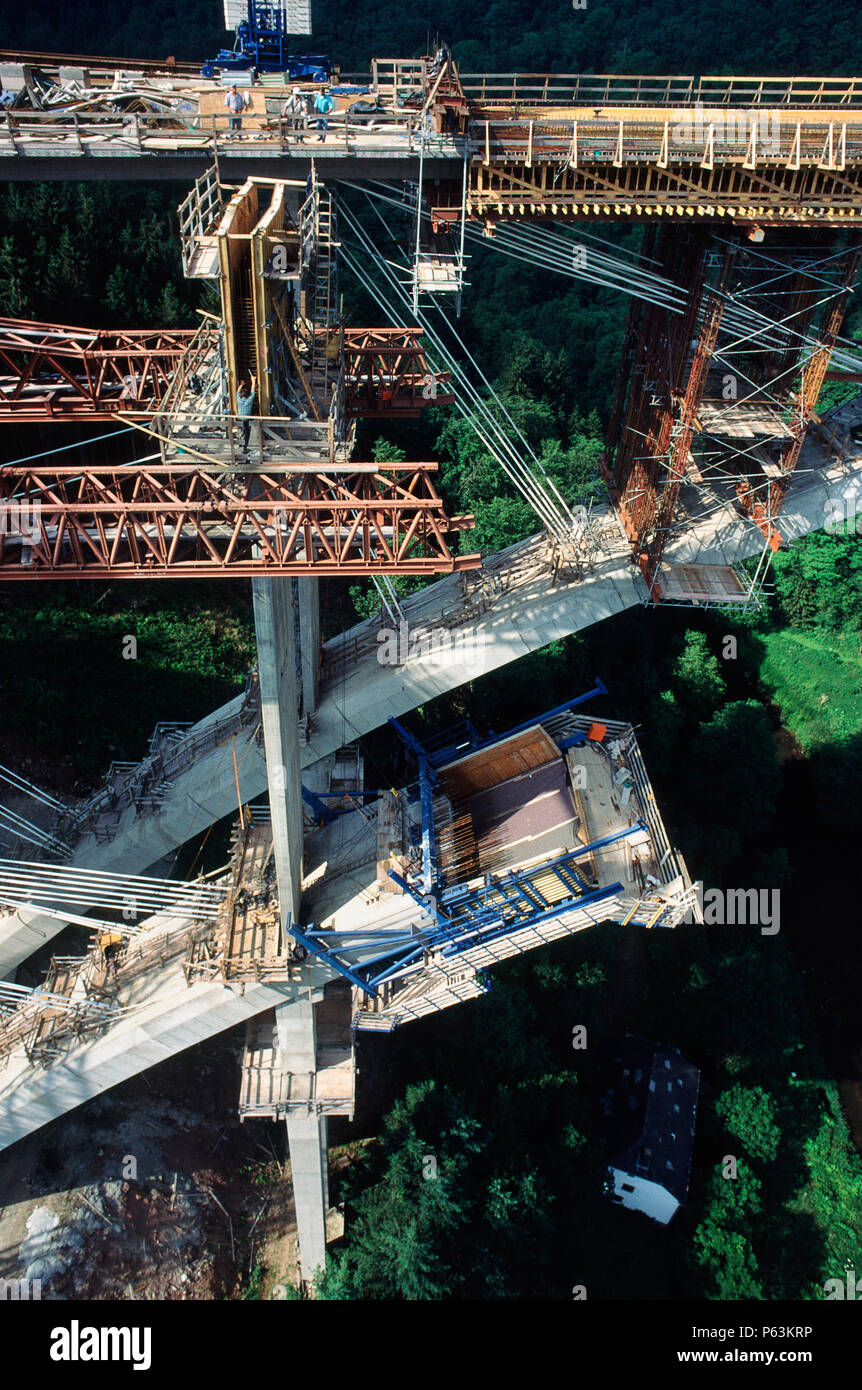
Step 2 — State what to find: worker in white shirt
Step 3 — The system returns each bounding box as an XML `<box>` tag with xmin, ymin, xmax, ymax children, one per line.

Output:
<box><xmin>236</xmin><ymin>374</ymin><xmax>257</xmax><ymax>454</ymax></box>
<box><xmin>224</xmin><ymin>84</ymin><xmax>249</xmax><ymax>140</ymax></box>
<box><xmin>282</xmin><ymin>87</ymin><xmax>307</xmax><ymax>142</ymax></box>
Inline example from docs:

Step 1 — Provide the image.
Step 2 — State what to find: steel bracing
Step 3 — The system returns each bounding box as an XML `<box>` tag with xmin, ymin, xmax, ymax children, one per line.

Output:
<box><xmin>600</xmin><ymin>224</ymin><xmax>862</xmax><ymax>596</ymax></box>
<box><xmin>288</xmin><ymin>839</ymin><xmax>630</xmax><ymax>999</ymax></box>
<box><xmin>342</xmin><ymin>327</ymin><xmax>455</xmax><ymax>416</ymax></box>
<box><xmin>0</xmin><ymin>320</ymin><xmax>197</xmax><ymax>421</ymax></box>
<box><xmin>0</xmin><ymin>461</ymin><xmax>479</xmax><ymax>579</ymax></box>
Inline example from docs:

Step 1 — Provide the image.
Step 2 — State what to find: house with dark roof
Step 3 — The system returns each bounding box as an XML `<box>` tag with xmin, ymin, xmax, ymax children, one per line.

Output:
<box><xmin>598</xmin><ymin>1034</ymin><xmax>700</xmax><ymax>1224</ymax></box>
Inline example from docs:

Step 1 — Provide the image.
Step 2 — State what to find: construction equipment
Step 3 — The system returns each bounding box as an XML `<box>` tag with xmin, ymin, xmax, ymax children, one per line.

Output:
<box><xmin>201</xmin><ymin>1</ymin><xmax>332</xmax><ymax>81</ymax></box>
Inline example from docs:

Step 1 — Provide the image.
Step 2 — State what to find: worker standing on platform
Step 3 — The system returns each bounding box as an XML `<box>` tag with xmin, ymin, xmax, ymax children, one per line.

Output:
<box><xmin>100</xmin><ymin>931</ymin><xmax>124</xmax><ymax>981</ymax></box>
<box><xmin>282</xmin><ymin>87</ymin><xmax>307</xmax><ymax>142</ymax></box>
<box><xmin>224</xmin><ymin>84</ymin><xmax>249</xmax><ymax>140</ymax></box>
<box><xmin>313</xmin><ymin>86</ymin><xmax>334</xmax><ymax>142</ymax></box>
<box><xmin>237</xmin><ymin>374</ymin><xmax>257</xmax><ymax>455</ymax></box>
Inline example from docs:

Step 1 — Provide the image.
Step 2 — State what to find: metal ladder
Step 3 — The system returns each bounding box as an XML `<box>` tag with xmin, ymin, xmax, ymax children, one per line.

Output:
<box><xmin>309</xmin><ymin>190</ymin><xmax>338</xmax><ymax>399</ymax></box>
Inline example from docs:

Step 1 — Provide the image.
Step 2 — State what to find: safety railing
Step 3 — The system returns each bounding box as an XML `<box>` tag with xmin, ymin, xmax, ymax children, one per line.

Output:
<box><xmin>0</xmin><ymin>106</ymin><xmax>459</xmax><ymax>158</ymax></box>
<box><xmin>148</xmin><ymin>314</ymin><xmax>223</xmax><ymax>430</ymax></box>
<box><xmin>149</xmin><ymin>407</ymin><xmax>333</xmax><ymax>470</ymax></box>
<box><xmin>461</xmin><ymin>72</ymin><xmax>862</xmax><ymax>109</ymax></box>
<box><xmin>65</xmin><ymin>674</ymin><xmax>261</xmax><ymax>843</ymax></box>
<box><xmin>371</xmin><ymin>57</ymin><xmax>428</xmax><ymax>105</ymax></box>
<box><xmin>694</xmin><ymin>75</ymin><xmax>862</xmax><ymax>108</ymax></box>
<box><xmin>473</xmin><ymin>114</ymin><xmax>862</xmax><ymax>169</ymax></box>
<box><xmin>461</xmin><ymin>73</ymin><xmax>699</xmax><ymax>106</ymax></box>
<box><xmin>178</xmin><ymin>164</ymin><xmax>224</xmax><ymax>277</ymax></box>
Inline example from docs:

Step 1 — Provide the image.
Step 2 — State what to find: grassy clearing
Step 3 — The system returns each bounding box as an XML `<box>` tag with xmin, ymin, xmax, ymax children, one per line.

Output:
<box><xmin>758</xmin><ymin>627</ymin><xmax>862</xmax><ymax>751</ymax></box>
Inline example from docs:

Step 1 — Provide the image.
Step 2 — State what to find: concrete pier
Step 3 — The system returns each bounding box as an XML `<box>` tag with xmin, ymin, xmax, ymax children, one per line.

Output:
<box><xmin>297</xmin><ymin>577</ymin><xmax>321</xmax><ymax>718</ymax></box>
<box><xmin>253</xmin><ymin>579</ymin><xmax>333</xmax><ymax>1284</ymax></box>
<box><xmin>252</xmin><ymin>577</ymin><xmax>304</xmax><ymax>929</ymax></box>
<box><xmin>276</xmin><ymin>997</ymin><xmax>330</xmax><ymax>1282</ymax></box>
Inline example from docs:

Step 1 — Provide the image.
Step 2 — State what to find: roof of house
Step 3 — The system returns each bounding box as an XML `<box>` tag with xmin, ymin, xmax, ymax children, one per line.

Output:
<box><xmin>597</xmin><ymin>1033</ymin><xmax>700</xmax><ymax>1206</ymax></box>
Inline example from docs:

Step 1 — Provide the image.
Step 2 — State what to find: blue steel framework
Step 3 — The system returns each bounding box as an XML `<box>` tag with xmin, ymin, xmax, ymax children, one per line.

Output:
<box><xmin>288</xmin><ymin>832</ymin><xmax>634</xmax><ymax>997</ymax></box>
<box><xmin>287</xmin><ymin>685</ymin><xmax>636</xmax><ymax>998</ymax></box>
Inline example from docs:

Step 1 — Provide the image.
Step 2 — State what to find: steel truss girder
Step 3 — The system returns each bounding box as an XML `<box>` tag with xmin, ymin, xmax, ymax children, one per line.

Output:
<box><xmin>0</xmin><ymin>318</ymin><xmax>454</xmax><ymax>425</ymax></box>
<box><xmin>0</xmin><ymin>319</ymin><xmax>197</xmax><ymax>421</ymax></box>
<box><xmin>0</xmin><ymin>463</ymin><xmax>479</xmax><ymax>579</ymax></box>
<box><xmin>342</xmin><ymin>327</ymin><xmax>454</xmax><ymax>417</ymax></box>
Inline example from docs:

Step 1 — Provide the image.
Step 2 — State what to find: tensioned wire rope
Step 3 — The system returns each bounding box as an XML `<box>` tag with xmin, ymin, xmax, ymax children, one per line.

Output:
<box><xmin>352</xmin><ymin>179</ymin><xmax>862</xmax><ymax>372</ymax></box>
<box><xmin>344</xmin><ymin>189</ymin><xmax>581</xmax><ymax>540</ymax></box>
<box><xmin>339</xmin><ymin>198</ymin><xmax>580</xmax><ymax>548</ymax></box>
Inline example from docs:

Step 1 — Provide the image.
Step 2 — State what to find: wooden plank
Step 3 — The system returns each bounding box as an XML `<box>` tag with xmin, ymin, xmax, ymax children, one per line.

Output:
<box><xmin>440</xmin><ymin>724</ymin><xmax>558</xmax><ymax>798</ymax></box>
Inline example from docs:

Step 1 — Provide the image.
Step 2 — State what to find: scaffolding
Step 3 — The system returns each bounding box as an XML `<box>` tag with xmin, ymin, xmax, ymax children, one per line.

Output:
<box><xmin>601</xmin><ymin>224</ymin><xmax>862</xmax><ymax>604</ymax></box>
<box><xmin>294</xmin><ymin>690</ymin><xmax>697</xmax><ymax>1031</ymax></box>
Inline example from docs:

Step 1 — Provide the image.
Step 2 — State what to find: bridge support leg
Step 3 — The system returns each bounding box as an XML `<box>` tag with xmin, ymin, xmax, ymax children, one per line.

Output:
<box><xmin>254</xmin><ymin>579</ymin><xmax>330</xmax><ymax>1286</ymax></box>
<box><xmin>252</xmin><ymin>576</ymin><xmax>304</xmax><ymax>927</ymax></box>
<box><xmin>276</xmin><ymin>997</ymin><xmax>329</xmax><ymax>1286</ymax></box>
<box><xmin>296</xmin><ymin>577</ymin><xmax>321</xmax><ymax>718</ymax></box>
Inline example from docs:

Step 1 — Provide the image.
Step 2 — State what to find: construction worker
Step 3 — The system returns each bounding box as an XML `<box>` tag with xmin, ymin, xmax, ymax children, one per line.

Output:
<box><xmin>282</xmin><ymin>86</ymin><xmax>307</xmax><ymax>142</ymax></box>
<box><xmin>99</xmin><ymin>931</ymin><xmax>124</xmax><ymax>980</ymax></box>
<box><xmin>224</xmin><ymin>84</ymin><xmax>249</xmax><ymax>140</ymax></box>
<box><xmin>236</xmin><ymin>374</ymin><xmax>257</xmax><ymax>454</ymax></box>
<box><xmin>313</xmin><ymin>86</ymin><xmax>334</xmax><ymax>142</ymax></box>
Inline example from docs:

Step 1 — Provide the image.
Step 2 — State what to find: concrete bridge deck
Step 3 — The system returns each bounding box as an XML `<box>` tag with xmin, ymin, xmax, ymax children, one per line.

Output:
<box><xmin>0</xmin><ymin>904</ymin><xmax>329</xmax><ymax>1154</ymax></box>
<box><xmin>2</xmin><ymin>62</ymin><xmax>862</xmax><ymax>223</ymax></box>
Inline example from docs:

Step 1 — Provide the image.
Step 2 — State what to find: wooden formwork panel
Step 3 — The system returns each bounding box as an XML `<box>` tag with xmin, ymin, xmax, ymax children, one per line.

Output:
<box><xmin>440</xmin><ymin>724</ymin><xmax>558</xmax><ymax>799</ymax></box>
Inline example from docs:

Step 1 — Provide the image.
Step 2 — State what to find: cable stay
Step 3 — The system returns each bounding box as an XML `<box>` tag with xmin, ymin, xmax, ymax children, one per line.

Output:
<box><xmin>340</xmin><ymin>199</ymin><xmax>595</xmax><ymax>564</ymax></box>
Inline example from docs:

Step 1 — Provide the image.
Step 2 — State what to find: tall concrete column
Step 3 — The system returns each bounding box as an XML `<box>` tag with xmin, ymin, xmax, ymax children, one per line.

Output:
<box><xmin>253</xmin><ymin>582</ymin><xmax>330</xmax><ymax>1284</ymax></box>
<box><xmin>252</xmin><ymin>576</ymin><xmax>304</xmax><ymax>928</ymax></box>
<box><xmin>276</xmin><ymin>996</ymin><xmax>329</xmax><ymax>1283</ymax></box>
<box><xmin>296</xmin><ymin>577</ymin><xmax>321</xmax><ymax>718</ymax></box>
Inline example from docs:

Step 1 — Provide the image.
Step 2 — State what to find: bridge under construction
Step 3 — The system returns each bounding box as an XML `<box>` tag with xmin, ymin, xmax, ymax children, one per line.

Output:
<box><xmin>1</xmin><ymin>42</ymin><xmax>862</xmax><ymax>1289</ymax></box>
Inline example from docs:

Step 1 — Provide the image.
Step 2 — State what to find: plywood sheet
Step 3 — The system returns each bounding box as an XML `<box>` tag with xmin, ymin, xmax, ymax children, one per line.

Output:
<box><xmin>470</xmin><ymin>758</ymin><xmax>577</xmax><ymax>871</ymax></box>
<box><xmin>440</xmin><ymin>724</ymin><xmax>558</xmax><ymax>799</ymax></box>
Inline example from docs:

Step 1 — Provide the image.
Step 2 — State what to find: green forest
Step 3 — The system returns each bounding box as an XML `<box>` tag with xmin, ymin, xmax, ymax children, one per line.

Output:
<box><xmin>1</xmin><ymin>0</ymin><xmax>862</xmax><ymax>1303</ymax></box>
<box><xmin>2</xmin><ymin>0</ymin><xmax>861</xmax><ymax>78</ymax></box>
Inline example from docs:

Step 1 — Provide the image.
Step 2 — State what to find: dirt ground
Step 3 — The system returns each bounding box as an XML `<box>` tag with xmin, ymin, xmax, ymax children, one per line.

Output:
<box><xmin>0</xmin><ymin>1027</ymin><xmax>311</xmax><ymax>1300</ymax></box>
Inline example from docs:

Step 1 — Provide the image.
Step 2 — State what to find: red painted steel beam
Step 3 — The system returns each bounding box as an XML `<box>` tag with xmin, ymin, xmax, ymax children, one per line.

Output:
<box><xmin>0</xmin><ymin>320</ymin><xmax>454</xmax><ymax>424</ymax></box>
<box><xmin>0</xmin><ymin>462</ymin><xmax>479</xmax><ymax>580</ymax></box>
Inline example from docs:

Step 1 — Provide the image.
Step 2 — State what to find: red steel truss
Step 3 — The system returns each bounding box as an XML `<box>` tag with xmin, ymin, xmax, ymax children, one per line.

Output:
<box><xmin>0</xmin><ymin>319</ymin><xmax>453</xmax><ymax>423</ymax></box>
<box><xmin>0</xmin><ymin>319</ymin><xmax>197</xmax><ymax>421</ymax></box>
<box><xmin>602</xmin><ymin>227</ymin><xmax>862</xmax><ymax>589</ymax></box>
<box><xmin>339</xmin><ymin>327</ymin><xmax>454</xmax><ymax>417</ymax></box>
<box><xmin>0</xmin><ymin>463</ymin><xmax>478</xmax><ymax>580</ymax></box>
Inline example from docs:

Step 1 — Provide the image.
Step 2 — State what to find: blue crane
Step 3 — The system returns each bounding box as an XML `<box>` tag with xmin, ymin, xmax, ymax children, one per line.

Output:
<box><xmin>201</xmin><ymin>1</ymin><xmax>333</xmax><ymax>81</ymax></box>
